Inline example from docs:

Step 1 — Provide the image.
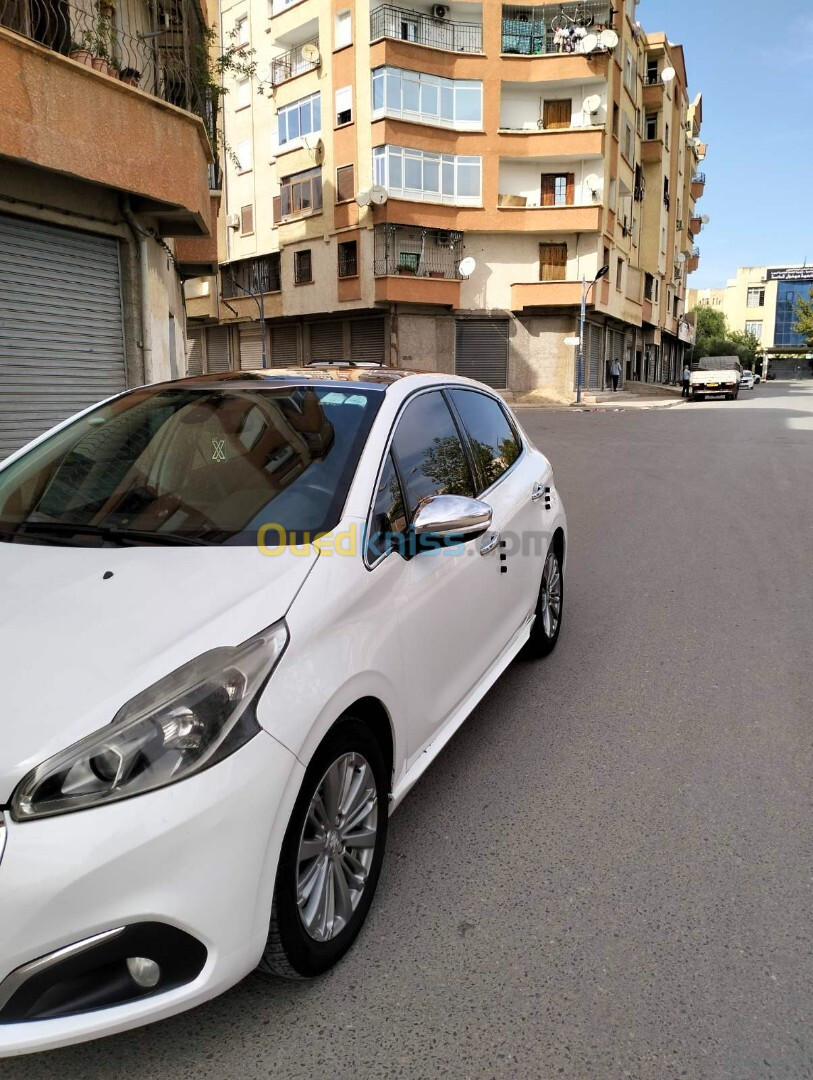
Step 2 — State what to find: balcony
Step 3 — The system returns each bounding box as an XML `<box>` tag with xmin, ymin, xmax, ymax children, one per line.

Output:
<box><xmin>498</xmin><ymin>126</ymin><xmax>604</xmax><ymax>159</ymax></box>
<box><xmin>642</xmin><ymin>79</ymin><xmax>665</xmax><ymax>108</ymax></box>
<box><xmin>271</xmin><ymin>38</ymin><xmax>319</xmax><ymax>86</ymax></box>
<box><xmin>374</xmin><ymin>223</ymin><xmax>463</xmax><ymax>278</ymax></box>
<box><xmin>642</xmin><ymin>138</ymin><xmax>664</xmax><ymax>165</ymax></box>
<box><xmin>511</xmin><ymin>281</ymin><xmax>584</xmax><ymax>311</ymax></box>
<box><xmin>1</xmin><ymin>0</ymin><xmax>210</xmax><ymax>124</ymax></box>
<box><xmin>222</xmin><ymin>254</ymin><xmax>282</xmax><ymax>300</ymax></box>
<box><xmin>375</xmin><ymin>275</ymin><xmax>461</xmax><ymax>306</ymax></box>
<box><xmin>496</xmin><ymin>201</ymin><xmax>602</xmax><ymax>232</ymax></box>
<box><xmin>691</xmin><ymin>173</ymin><xmax>706</xmax><ymax>199</ymax></box>
<box><xmin>689</xmin><ymin>215</ymin><xmax>702</xmax><ymax>234</ymax></box>
<box><xmin>1</xmin><ymin>6</ymin><xmax>213</xmax><ymax>235</ymax></box>
<box><xmin>501</xmin><ymin>1</ymin><xmax>613</xmax><ymax>56</ymax></box>
<box><xmin>370</xmin><ymin>5</ymin><xmax>483</xmax><ymax>55</ymax></box>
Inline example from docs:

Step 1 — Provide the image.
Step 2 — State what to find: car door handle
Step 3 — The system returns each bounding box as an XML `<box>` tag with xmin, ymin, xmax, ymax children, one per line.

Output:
<box><xmin>480</xmin><ymin>531</ymin><xmax>500</xmax><ymax>556</ymax></box>
<box><xmin>531</xmin><ymin>482</ymin><xmax>548</xmax><ymax>502</ymax></box>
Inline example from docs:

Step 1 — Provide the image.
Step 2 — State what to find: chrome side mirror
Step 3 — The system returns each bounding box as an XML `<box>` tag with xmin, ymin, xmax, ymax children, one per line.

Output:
<box><xmin>408</xmin><ymin>494</ymin><xmax>492</xmax><ymax>556</ymax></box>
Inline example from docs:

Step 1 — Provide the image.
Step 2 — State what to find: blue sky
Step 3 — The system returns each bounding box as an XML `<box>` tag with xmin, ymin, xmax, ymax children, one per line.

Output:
<box><xmin>641</xmin><ymin>0</ymin><xmax>813</xmax><ymax>288</ymax></box>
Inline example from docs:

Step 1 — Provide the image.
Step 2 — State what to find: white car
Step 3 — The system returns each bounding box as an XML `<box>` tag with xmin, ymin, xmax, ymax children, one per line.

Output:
<box><xmin>740</xmin><ymin>371</ymin><xmax>756</xmax><ymax>390</ymax></box>
<box><xmin>0</xmin><ymin>369</ymin><xmax>566</xmax><ymax>1054</ymax></box>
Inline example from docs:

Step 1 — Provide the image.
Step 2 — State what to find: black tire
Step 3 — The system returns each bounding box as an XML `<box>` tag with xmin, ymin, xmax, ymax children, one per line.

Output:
<box><xmin>258</xmin><ymin>719</ymin><xmax>389</xmax><ymax>980</ymax></box>
<box><xmin>522</xmin><ymin>542</ymin><xmax>564</xmax><ymax>659</ymax></box>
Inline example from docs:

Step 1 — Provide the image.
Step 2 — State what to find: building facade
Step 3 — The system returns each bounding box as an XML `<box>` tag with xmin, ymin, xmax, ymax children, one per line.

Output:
<box><xmin>0</xmin><ymin>0</ymin><xmax>218</xmax><ymax>457</ymax></box>
<box><xmin>187</xmin><ymin>0</ymin><xmax>707</xmax><ymax>399</ymax></box>
<box><xmin>690</xmin><ymin>266</ymin><xmax>813</xmax><ymax>380</ymax></box>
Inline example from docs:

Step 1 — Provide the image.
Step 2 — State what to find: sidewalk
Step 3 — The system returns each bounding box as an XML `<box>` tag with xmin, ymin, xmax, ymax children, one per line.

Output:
<box><xmin>509</xmin><ymin>381</ymin><xmax>687</xmax><ymax>411</ymax></box>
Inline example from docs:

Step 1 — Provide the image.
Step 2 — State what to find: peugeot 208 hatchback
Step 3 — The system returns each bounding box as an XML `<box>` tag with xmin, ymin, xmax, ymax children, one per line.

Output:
<box><xmin>0</xmin><ymin>369</ymin><xmax>566</xmax><ymax>1053</ymax></box>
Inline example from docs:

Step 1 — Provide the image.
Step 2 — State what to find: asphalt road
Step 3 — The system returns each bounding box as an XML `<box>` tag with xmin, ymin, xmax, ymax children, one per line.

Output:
<box><xmin>7</xmin><ymin>382</ymin><xmax>813</xmax><ymax>1080</ymax></box>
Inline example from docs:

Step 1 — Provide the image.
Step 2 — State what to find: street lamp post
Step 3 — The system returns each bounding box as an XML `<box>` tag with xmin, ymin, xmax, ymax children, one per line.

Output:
<box><xmin>227</xmin><ymin>275</ymin><xmax>268</xmax><ymax>369</ymax></box>
<box><xmin>576</xmin><ymin>264</ymin><xmax>610</xmax><ymax>404</ymax></box>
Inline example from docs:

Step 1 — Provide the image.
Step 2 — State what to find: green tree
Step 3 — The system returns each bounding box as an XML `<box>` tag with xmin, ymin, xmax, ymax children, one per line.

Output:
<box><xmin>728</xmin><ymin>330</ymin><xmax>761</xmax><ymax>370</ymax></box>
<box><xmin>793</xmin><ymin>287</ymin><xmax>813</xmax><ymax>348</ymax></box>
<box><xmin>692</xmin><ymin>305</ymin><xmax>728</xmax><ymax>359</ymax></box>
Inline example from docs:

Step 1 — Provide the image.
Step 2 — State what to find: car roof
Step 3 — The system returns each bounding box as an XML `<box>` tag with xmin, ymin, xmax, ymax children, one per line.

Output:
<box><xmin>148</xmin><ymin>367</ymin><xmax>445</xmax><ymax>393</ymax></box>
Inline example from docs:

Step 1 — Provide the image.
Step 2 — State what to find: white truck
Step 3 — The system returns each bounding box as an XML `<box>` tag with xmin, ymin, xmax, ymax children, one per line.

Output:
<box><xmin>689</xmin><ymin>356</ymin><xmax>743</xmax><ymax>401</ymax></box>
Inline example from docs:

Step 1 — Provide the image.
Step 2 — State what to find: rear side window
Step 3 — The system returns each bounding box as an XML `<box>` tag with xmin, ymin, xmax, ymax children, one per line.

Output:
<box><xmin>366</xmin><ymin>452</ymin><xmax>407</xmax><ymax>563</ymax></box>
<box><xmin>391</xmin><ymin>391</ymin><xmax>474</xmax><ymax>516</ymax></box>
<box><xmin>447</xmin><ymin>390</ymin><xmax>521</xmax><ymax>493</ymax></box>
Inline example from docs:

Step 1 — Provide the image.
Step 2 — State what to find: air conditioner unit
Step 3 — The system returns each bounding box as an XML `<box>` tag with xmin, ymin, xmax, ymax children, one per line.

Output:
<box><xmin>435</xmin><ymin>231</ymin><xmax>453</xmax><ymax>247</ymax></box>
<box><xmin>432</xmin><ymin>4</ymin><xmax>448</xmax><ymax>18</ymax></box>
<box><xmin>226</xmin><ymin>213</ymin><xmax>240</xmax><ymax>229</ymax></box>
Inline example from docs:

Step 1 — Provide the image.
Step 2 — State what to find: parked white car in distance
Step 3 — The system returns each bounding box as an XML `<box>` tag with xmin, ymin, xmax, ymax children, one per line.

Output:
<box><xmin>740</xmin><ymin>371</ymin><xmax>756</xmax><ymax>390</ymax></box>
<box><xmin>0</xmin><ymin>368</ymin><xmax>567</xmax><ymax>1054</ymax></box>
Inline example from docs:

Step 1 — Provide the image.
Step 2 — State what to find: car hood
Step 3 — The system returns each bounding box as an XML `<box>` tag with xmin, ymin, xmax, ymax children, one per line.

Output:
<box><xmin>0</xmin><ymin>543</ymin><xmax>318</xmax><ymax>801</ymax></box>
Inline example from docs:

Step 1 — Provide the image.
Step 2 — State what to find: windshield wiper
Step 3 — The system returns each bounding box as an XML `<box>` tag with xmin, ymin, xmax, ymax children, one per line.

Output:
<box><xmin>5</xmin><ymin>521</ymin><xmax>215</xmax><ymax>547</ymax></box>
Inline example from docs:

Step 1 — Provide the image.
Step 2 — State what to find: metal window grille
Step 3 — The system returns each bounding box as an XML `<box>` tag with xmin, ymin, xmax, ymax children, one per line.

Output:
<box><xmin>373</xmin><ymin>224</ymin><xmax>463</xmax><ymax>278</ymax></box>
<box><xmin>222</xmin><ymin>254</ymin><xmax>281</xmax><ymax>298</ymax></box>
<box><xmin>370</xmin><ymin>5</ymin><xmax>483</xmax><ymax>54</ymax></box>
<box><xmin>294</xmin><ymin>249</ymin><xmax>313</xmax><ymax>284</ymax></box>
<box><xmin>338</xmin><ymin>241</ymin><xmax>358</xmax><ymax>278</ymax></box>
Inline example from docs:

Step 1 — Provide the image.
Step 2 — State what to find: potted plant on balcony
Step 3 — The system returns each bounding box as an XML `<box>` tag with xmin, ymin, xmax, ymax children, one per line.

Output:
<box><xmin>68</xmin><ymin>38</ymin><xmax>94</xmax><ymax>66</ymax></box>
<box><xmin>119</xmin><ymin>66</ymin><xmax>141</xmax><ymax>87</ymax></box>
<box><xmin>397</xmin><ymin>253</ymin><xmax>420</xmax><ymax>276</ymax></box>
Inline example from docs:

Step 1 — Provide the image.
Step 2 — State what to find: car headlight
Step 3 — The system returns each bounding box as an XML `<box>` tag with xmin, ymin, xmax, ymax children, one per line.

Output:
<box><xmin>11</xmin><ymin>622</ymin><xmax>288</xmax><ymax>820</ymax></box>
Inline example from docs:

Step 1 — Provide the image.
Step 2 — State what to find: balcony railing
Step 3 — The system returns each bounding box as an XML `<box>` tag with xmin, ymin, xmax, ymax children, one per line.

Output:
<box><xmin>271</xmin><ymin>38</ymin><xmax>319</xmax><ymax>85</ymax></box>
<box><xmin>1</xmin><ymin>0</ymin><xmax>211</xmax><ymax>123</ymax></box>
<box><xmin>692</xmin><ymin>173</ymin><xmax>706</xmax><ymax>184</ymax></box>
<box><xmin>374</xmin><ymin>224</ymin><xmax>463</xmax><ymax>279</ymax></box>
<box><xmin>644</xmin><ymin>73</ymin><xmax>665</xmax><ymax>85</ymax></box>
<box><xmin>370</xmin><ymin>5</ymin><xmax>483</xmax><ymax>54</ymax></box>
<box><xmin>501</xmin><ymin>1</ymin><xmax>613</xmax><ymax>55</ymax></box>
<box><xmin>222</xmin><ymin>254</ymin><xmax>282</xmax><ymax>298</ymax></box>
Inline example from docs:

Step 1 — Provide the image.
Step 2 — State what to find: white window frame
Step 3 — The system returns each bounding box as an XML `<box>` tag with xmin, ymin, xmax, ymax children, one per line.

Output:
<box><xmin>373</xmin><ymin>145</ymin><xmax>482</xmax><ymax>207</ymax></box>
<box><xmin>236</xmin><ymin>76</ymin><xmax>251</xmax><ymax>110</ymax></box>
<box><xmin>371</xmin><ymin>66</ymin><xmax>483</xmax><ymax>132</ymax></box>
<box><xmin>335</xmin><ymin>85</ymin><xmax>353</xmax><ymax>126</ymax></box>
<box><xmin>335</xmin><ymin>9</ymin><xmax>351</xmax><ymax>49</ymax></box>
<box><xmin>276</xmin><ymin>92</ymin><xmax>321</xmax><ymax>151</ymax></box>
<box><xmin>745</xmin><ymin>321</ymin><xmax>763</xmax><ymax>340</ymax></box>
<box><xmin>747</xmin><ymin>287</ymin><xmax>765</xmax><ymax>308</ymax></box>
<box><xmin>236</xmin><ymin>139</ymin><xmax>253</xmax><ymax>174</ymax></box>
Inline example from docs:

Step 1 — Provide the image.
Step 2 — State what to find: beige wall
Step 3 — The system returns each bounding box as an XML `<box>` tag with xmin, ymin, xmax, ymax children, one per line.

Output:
<box><xmin>690</xmin><ymin>268</ymin><xmax>780</xmax><ymax>350</ymax></box>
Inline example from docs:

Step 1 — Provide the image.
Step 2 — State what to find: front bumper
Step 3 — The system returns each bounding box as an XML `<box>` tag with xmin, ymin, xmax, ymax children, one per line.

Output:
<box><xmin>0</xmin><ymin>731</ymin><xmax>303</xmax><ymax>1056</ymax></box>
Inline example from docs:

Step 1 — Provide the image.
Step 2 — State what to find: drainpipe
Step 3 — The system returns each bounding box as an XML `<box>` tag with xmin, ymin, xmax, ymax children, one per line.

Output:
<box><xmin>121</xmin><ymin>198</ymin><xmax>153</xmax><ymax>384</ymax></box>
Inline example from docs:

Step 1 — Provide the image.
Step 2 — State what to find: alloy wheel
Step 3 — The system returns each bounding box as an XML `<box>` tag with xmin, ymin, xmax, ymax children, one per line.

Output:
<box><xmin>539</xmin><ymin>551</ymin><xmax>562</xmax><ymax>639</ymax></box>
<box><xmin>296</xmin><ymin>752</ymin><xmax>379</xmax><ymax>942</ymax></box>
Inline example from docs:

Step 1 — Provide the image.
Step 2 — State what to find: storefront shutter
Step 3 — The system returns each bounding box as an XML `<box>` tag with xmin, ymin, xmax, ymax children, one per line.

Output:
<box><xmin>206</xmin><ymin>325</ymin><xmax>231</xmax><ymax>372</ymax></box>
<box><xmin>350</xmin><ymin>318</ymin><xmax>386</xmax><ymax>362</ymax></box>
<box><xmin>239</xmin><ymin>322</ymin><xmax>264</xmax><ymax>369</ymax></box>
<box><xmin>270</xmin><ymin>324</ymin><xmax>299</xmax><ymax>367</ymax></box>
<box><xmin>455</xmin><ymin>319</ymin><xmax>509</xmax><ymax>389</ymax></box>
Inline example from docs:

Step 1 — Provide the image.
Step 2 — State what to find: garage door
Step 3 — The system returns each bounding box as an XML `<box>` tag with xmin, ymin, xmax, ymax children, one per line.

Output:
<box><xmin>239</xmin><ymin>322</ymin><xmax>264</xmax><ymax>369</ymax></box>
<box><xmin>0</xmin><ymin>213</ymin><xmax>127</xmax><ymax>459</ymax></box>
<box><xmin>350</xmin><ymin>318</ymin><xmax>386</xmax><ymax>363</ymax></box>
<box><xmin>455</xmin><ymin>319</ymin><xmax>509</xmax><ymax>389</ymax></box>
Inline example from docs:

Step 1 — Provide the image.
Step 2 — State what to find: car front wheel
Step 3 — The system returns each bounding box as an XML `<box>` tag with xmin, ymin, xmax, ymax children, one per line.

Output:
<box><xmin>259</xmin><ymin>720</ymin><xmax>389</xmax><ymax>979</ymax></box>
<box><xmin>523</xmin><ymin>543</ymin><xmax>564</xmax><ymax>659</ymax></box>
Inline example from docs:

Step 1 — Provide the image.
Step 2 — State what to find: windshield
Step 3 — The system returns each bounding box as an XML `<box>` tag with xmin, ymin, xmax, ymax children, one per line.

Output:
<box><xmin>0</xmin><ymin>385</ymin><xmax>382</xmax><ymax>547</ymax></box>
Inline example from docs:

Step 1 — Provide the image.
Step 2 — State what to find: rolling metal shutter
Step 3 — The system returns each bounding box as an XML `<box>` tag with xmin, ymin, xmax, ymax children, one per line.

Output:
<box><xmin>311</xmin><ymin>321</ymin><xmax>343</xmax><ymax>361</ymax></box>
<box><xmin>206</xmin><ymin>326</ymin><xmax>231</xmax><ymax>373</ymax></box>
<box><xmin>0</xmin><ymin>213</ymin><xmax>126</xmax><ymax>459</ymax></box>
<box><xmin>586</xmin><ymin>323</ymin><xmax>603</xmax><ymax>389</ymax></box>
<box><xmin>270</xmin><ymin>324</ymin><xmax>299</xmax><ymax>367</ymax></box>
<box><xmin>186</xmin><ymin>327</ymin><xmax>204</xmax><ymax>376</ymax></box>
<box><xmin>350</xmin><ymin>318</ymin><xmax>386</xmax><ymax>363</ymax></box>
<box><xmin>239</xmin><ymin>322</ymin><xmax>264</xmax><ymax>369</ymax></box>
<box><xmin>455</xmin><ymin>319</ymin><xmax>509</xmax><ymax>389</ymax></box>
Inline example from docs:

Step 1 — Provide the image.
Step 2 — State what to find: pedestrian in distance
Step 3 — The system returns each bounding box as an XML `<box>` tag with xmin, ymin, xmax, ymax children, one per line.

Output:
<box><xmin>682</xmin><ymin>364</ymin><xmax>691</xmax><ymax>397</ymax></box>
<box><xmin>609</xmin><ymin>357</ymin><xmax>622</xmax><ymax>392</ymax></box>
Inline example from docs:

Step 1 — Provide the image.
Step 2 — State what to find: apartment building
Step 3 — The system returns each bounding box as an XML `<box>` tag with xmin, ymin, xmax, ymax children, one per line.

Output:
<box><xmin>0</xmin><ymin>0</ymin><xmax>218</xmax><ymax>457</ymax></box>
<box><xmin>690</xmin><ymin>266</ymin><xmax>813</xmax><ymax>380</ymax></box>
<box><xmin>189</xmin><ymin>0</ymin><xmax>706</xmax><ymax>399</ymax></box>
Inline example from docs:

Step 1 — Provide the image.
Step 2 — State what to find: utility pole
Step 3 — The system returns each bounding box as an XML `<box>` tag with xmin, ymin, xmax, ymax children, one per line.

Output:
<box><xmin>576</xmin><ymin>264</ymin><xmax>610</xmax><ymax>403</ymax></box>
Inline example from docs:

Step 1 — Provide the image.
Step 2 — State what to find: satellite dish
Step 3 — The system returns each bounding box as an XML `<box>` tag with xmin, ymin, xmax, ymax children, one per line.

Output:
<box><xmin>369</xmin><ymin>185</ymin><xmax>388</xmax><ymax>206</ymax></box>
<box><xmin>584</xmin><ymin>173</ymin><xmax>601</xmax><ymax>199</ymax></box>
<box><xmin>301</xmin><ymin>42</ymin><xmax>321</xmax><ymax>65</ymax></box>
<box><xmin>661</xmin><ymin>66</ymin><xmax>676</xmax><ymax>83</ymax></box>
<box><xmin>564</xmin><ymin>336</ymin><xmax>582</xmax><ymax>347</ymax></box>
<box><xmin>583</xmin><ymin>94</ymin><xmax>602</xmax><ymax>115</ymax></box>
<box><xmin>582</xmin><ymin>32</ymin><xmax>599</xmax><ymax>54</ymax></box>
<box><xmin>700</xmin><ymin>214</ymin><xmax>710</xmax><ymax>225</ymax></box>
<box><xmin>677</xmin><ymin>252</ymin><xmax>687</xmax><ymax>264</ymax></box>
<box><xmin>599</xmin><ymin>29</ymin><xmax>619</xmax><ymax>49</ymax></box>
<box><xmin>355</xmin><ymin>190</ymin><xmax>370</xmax><ymax>207</ymax></box>
<box><xmin>458</xmin><ymin>256</ymin><xmax>476</xmax><ymax>277</ymax></box>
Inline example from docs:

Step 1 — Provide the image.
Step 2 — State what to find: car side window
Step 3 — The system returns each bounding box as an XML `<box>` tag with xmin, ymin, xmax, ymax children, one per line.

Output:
<box><xmin>391</xmin><ymin>391</ymin><xmax>475</xmax><ymax>517</ymax></box>
<box><xmin>366</xmin><ymin>452</ymin><xmax>407</xmax><ymax>564</ymax></box>
<box><xmin>447</xmin><ymin>390</ymin><xmax>522</xmax><ymax>494</ymax></box>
